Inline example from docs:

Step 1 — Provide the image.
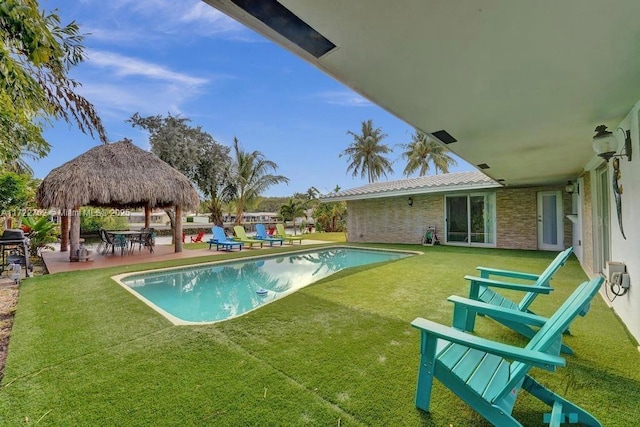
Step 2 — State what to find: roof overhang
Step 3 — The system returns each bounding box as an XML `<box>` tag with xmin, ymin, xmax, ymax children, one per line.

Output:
<box><xmin>322</xmin><ymin>182</ymin><xmax>502</xmax><ymax>202</ymax></box>
<box><xmin>204</xmin><ymin>0</ymin><xmax>640</xmax><ymax>187</ymax></box>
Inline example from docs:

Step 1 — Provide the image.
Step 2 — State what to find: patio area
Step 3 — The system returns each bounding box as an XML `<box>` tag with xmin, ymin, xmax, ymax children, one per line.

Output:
<box><xmin>41</xmin><ymin>236</ymin><xmax>329</xmax><ymax>274</ymax></box>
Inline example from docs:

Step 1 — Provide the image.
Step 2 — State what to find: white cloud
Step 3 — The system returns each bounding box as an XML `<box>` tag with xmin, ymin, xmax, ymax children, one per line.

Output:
<box><xmin>79</xmin><ymin>0</ymin><xmax>249</xmax><ymax>40</ymax></box>
<box><xmin>78</xmin><ymin>81</ymin><xmax>191</xmax><ymax>118</ymax></box>
<box><xmin>86</xmin><ymin>50</ymin><xmax>208</xmax><ymax>86</ymax></box>
<box><xmin>180</xmin><ymin>2</ymin><xmax>242</xmax><ymax>31</ymax></box>
<box><xmin>315</xmin><ymin>91</ymin><xmax>374</xmax><ymax>107</ymax></box>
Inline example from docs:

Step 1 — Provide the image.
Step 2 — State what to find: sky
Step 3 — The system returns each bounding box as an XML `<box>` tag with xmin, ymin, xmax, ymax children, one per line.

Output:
<box><xmin>36</xmin><ymin>0</ymin><xmax>474</xmax><ymax>197</ymax></box>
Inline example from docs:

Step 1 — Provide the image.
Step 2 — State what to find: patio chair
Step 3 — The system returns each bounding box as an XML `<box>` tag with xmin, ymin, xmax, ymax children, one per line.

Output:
<box><xmin>255</xmin><ymin>224</ymin><xmax>284</xmax><ymax>246</ymax></box>
<box><xmin>102</xmin><ymin>230</ymin><xmax>130</xmax><ymax>256</ymax></box>
<box><xmin>97</xmin><ymin>228</ymin><xmax>109</xmax><ymax>254</ymax></box>
<box><xmin>461</xmin><ymin>246</ymin><xmax>574</xmax><ymax>353</ymax></box>
<box><xmin>233</xmin><ymin>226</ymin><xmax>264</xmax><ymax>249</ymax></box>
<box><xmin>130</xmin><ymin>228</ymin><xmax>155</xmax><ymax>253</ymax></box>
<box><xmin>209</xmin><ymin>226</ymin><xmax>243</xmax><ymax>251</ymax></box>
<box><xmin>190</xmin><ymin>230</ymin><xmax>205</xmax><ymax>243</ymax></box>
<box><xmin>412</xmin><ymin>276</ymin><xmax>604</xmax><ymax>426</ymax></box>
<box><xmin>275</xmin><ymin>223</ymin><xmax>303</xmax><ymax>245</ymax></box>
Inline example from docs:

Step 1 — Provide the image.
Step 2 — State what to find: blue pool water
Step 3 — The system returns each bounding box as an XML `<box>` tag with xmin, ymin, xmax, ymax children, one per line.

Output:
<box><xmin>117</xmin><ymin>247</ymin><xmax>411</xmax><ymax>324</ymax></box>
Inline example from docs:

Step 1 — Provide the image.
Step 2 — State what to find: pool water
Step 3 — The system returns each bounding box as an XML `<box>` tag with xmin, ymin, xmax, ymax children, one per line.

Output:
<box><xmin>117</xmin><ymin>247</ymin><xmax>411</xmax><ymax>324</ymax></box>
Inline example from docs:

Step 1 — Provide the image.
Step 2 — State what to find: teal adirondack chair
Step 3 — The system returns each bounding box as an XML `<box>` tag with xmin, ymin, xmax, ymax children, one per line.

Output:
<box><xmin>463</xmin><ymin>247</ymin><xmax>575</xmax><ymax>353</ymax></box>
<box><xmin>412</xmin><ymin>276</ymin><xmax>604</xmax><ymax>426</ymax></box>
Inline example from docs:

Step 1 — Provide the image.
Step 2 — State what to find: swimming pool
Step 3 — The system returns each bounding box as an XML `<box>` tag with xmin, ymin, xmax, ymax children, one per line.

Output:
<box><xmin>115</xmin><ymin>247</ymin><xmax>412</xmax><ymax>324</ymax></box>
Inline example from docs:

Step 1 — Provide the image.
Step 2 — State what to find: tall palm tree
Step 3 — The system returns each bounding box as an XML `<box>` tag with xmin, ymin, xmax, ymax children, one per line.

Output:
<box><xmin>401</xmin><ymin>130</ymin><xmax>457</xmax><ymax>176</ymax></box>
<box><xmin>279</xmin><ymin>197</ymin><xmax>307</xmax><ymax>235</ymax></box>
<box><xmin>230</xmin><ymin>137</ymin><xmax>289</xmax><ymax>225</ymax></box>
<box><xmin>340</xmin><ymin>119</ymin><xmax>394</xmax><ymax>183</ymax></box>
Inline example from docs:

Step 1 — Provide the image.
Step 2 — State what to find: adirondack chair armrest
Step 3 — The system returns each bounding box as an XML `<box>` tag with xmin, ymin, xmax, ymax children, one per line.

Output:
<box><xmin>447</xmin><ymin>295</ymin><xmax>549</xmax><ymax>327</ymax></box>
<box><xmin>476</xmin><ymin>266</ymin><xmax>540</xmax><ymax>281</ymax></box>
<box><xmin>411</xmin><ymin>317</ymin><xmax>565</xmax><ymax>370</ymax></box>
<box><xmin>465</xmin><ymin>275</ymin><xmax>554</xmax><ymax>294</ymax></box>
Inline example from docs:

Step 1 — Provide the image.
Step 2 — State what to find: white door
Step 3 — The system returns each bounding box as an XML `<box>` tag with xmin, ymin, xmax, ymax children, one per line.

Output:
<box><xmin>537</xmin><ymin>191</ymin><xmax>564</xmax><ymax>251</ymax></box>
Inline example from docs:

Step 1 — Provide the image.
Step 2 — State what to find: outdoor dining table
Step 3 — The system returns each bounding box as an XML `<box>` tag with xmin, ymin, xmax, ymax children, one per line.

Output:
<box><xmin>107</xmin><ymin>230</ymin><xmax>154</xmax><ymax>254</ymax></box>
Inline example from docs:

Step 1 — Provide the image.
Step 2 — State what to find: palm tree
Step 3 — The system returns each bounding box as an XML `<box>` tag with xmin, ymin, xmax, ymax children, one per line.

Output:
<box><xmin>279</xmin><ymin>197</ymin><xmax>307</xmax><ymax>235</ymax></box>
<box><xmin>306</xmin><ymin>186</ymin><xmax>320</xmax><ymax>200</ymax></box>
<box><xmin>230</xmin><ymin>137</ymin><xmax>289</xmax><ymax>225</ymax></box>
<box><xmin>401</xmin><ymin>130</ymin><xmax>457</xmax><ymax>176</ymax></box>
<box><xmin>340</xmin><ymin>119</ymin><xmax>394</xmax><ymax>183</ymax></box>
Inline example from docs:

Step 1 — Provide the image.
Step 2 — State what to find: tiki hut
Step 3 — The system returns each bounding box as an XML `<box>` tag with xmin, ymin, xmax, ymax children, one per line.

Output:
<box><xmin>36</xmin><ymin>139</ymin><xmax>200</xmax><ymax>260</ymax></box>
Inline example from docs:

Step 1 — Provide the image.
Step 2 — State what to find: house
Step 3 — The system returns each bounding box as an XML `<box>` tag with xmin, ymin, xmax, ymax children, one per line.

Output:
<box><xmin>320</xmin><ymin>171</ymin><xmax>574</xmax><ymax>252</ymax></box>
<box><xmin>203</xmin><ymin>2</ymin><xmax>640</xmax><ymax>344</ymax></box>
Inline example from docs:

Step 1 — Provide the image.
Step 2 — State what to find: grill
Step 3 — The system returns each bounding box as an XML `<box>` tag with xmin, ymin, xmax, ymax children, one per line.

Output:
<box><xmin>1</xmin><ymin>229</ymin><xmax>25</xmax><ymax>241</ymax></box>
<box><xmin>0</xmin><ymin>229</ymin><xmax>30</xmax><ymax>278</ymax></box>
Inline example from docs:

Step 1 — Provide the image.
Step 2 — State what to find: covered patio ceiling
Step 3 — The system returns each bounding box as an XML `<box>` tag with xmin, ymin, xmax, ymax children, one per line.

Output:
<box><xmin>204</xmin><ymin>0</ymin><xmax>640</xmax><ymax>186</ymax></box>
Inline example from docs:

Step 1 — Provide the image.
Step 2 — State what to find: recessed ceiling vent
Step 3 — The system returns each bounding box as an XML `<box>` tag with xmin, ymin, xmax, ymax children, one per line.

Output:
<box><xmin>231</xmin><ymin>0</ymin><xmax>336</xmax><ymax>58</ymax></box>
<box><xmin>431</xmin><ymin>130</ymin><xmax>457</xmax><ymax>144</ymax></box>
<box><xmin>477</xmin><ymin>163</ymin><xmax>490</xmax><ymax>170</ymax></box>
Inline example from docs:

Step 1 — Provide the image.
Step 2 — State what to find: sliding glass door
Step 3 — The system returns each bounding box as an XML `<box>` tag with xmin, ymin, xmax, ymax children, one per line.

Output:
<box><xmin>445</xmin><ymin>193</ymin><xmax>495</xmax><ymax>246</ymax></box>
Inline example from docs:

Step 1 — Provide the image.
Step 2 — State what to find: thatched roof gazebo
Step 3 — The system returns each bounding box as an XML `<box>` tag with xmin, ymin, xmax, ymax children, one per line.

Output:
<box><xmin>36</xmin><ymin>139</ymin><xmax>199</xmax><ymax>260</ymax></box>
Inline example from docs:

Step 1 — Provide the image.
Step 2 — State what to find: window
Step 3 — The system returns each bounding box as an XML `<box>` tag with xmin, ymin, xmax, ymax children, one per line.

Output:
<box><xmin>445</xmin><ymin>193</ymin><xmax>495</xmax><ymax>246</ymax></box>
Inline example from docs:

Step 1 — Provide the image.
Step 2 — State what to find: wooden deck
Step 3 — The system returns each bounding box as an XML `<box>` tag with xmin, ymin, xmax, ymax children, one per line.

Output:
<box><xmin>41</xmin><ymin>240</ymin><xmax>327</xmax><ymax>274</ymax></box>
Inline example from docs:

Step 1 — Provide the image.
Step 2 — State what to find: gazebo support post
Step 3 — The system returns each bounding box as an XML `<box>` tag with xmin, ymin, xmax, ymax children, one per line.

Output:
<box><xmin>144</xmin><ymin>206</ymin><xmax>151</xmax><ymax>228</ymax></box>
<box><xmin>60</xmin><ymin>213</ymin><xmax>69</xmax><ymax>252</ymax></box>
<box><xmin>69</xmin><ymin>207</ymin><xmax>80</xmax><ymax>262</ymax></box>
<box><xmin>175</xmin><ymin>205</ymin><xmax>183</xmax><ymax>253</ymax></box>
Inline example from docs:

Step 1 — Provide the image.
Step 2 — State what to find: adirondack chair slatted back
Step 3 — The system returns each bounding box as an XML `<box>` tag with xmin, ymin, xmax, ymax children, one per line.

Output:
<box><xmin>517</xmin><ymin>247</ymin><xmax>574</xmax><ymax>311</ymax></box>
<box><xmin>501</xmin><ymin>277</ymin><xmax>604</xmax><ymax>401</ymax></box>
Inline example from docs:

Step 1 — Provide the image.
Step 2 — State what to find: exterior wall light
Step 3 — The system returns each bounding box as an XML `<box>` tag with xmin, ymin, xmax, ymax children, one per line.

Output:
<box><xmin>592</xmin><ymin>124</ymin><xmax>632</xmax><ymax>162</ymax></box>
<box><xmin>407</xmin><ymin>197</ymin><xmax>413</xmax><ymax>207</ymax></box>
<box><xmin>565</xmin><ymin>181</ymin><xmax>575</xmax><ymax>194</ymax></box>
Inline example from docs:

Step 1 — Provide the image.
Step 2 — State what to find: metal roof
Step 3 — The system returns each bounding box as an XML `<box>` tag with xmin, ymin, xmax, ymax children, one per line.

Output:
<box><xmin>320</xmin><ymin>171</ymin><xmax>501</xmax><ymax>201</ymax></box>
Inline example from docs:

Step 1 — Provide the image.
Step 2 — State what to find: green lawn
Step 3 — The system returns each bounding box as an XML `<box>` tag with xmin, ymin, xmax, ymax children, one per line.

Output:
<box><xmin>1</xmin><ymin>245</ymin><xmax>639</xmax><ymax>425</ymax></box>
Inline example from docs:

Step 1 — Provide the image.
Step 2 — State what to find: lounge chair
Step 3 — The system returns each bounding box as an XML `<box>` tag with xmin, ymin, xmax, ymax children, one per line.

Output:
<box><xmin>412</xmin><ymin>276</ymin><xmax>604</xmax><ymax>426</ymax></box>
<box><xmin>233</xmin><ymin>226</ymin><xmax>264</xmax><ymax>249</ymax></box>
<box><xmin>190</xmin><ymin>230</ymin><xmax>205</xmax><ymax>243</ymax></box>
<box><xmin>209</xmin><ymin>226</ymin><xmax>243</xmax><ymax>251</ymax></box>
<box><xmin>255</xmin><ymin>224</ymin><xmax>284</xmax><ymax>246</ymax></box>
<box><xmin>275</xmin><ymin>223</ymin><xmax>303</xmax><ymax>245</ymax></box>
<box><xmin>461</xmin><ymin>247</ymin><xmax>575</xmax><ymax>353</ymax></box>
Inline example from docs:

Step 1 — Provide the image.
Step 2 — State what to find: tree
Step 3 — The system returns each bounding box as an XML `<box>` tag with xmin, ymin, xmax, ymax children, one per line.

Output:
<box><xmin>313</xmin><ymin>201</ymin><xmax>346</xmax><ymax>232</ymax></box>
<box><xmin>340</xmin><ymin>119</ymin><xmax>394</xmax><ymax>183</ymax></box>
<box><xmin>230</xmin><ymin>137</ymin><xmax>289</xmax><ymax>225</ymax></box>
<box><xmin>0</xmin><ymin>172</ymin><xmax>29</xmax><ymax>228</ymax></box>
<box><xmin>255</xmin><ymin>196</ymin><xmax>288</xmax><ymax>212</ymax></box>
<box><xmin>128</xmin><ymin>113</ymin><xmax>233</xmax><ymax>225</ymax></box>
<box><xmin>401</xmin><ymin>130</ymin><xmax>457</xmax><ymax>176</ymax></box>
<box><xmin>1</xmin><ymin>0</ymin><xmax>107</xmax><ymax>170</ymax></box>
<box><xmin>279</xmin><ymin>198</ymin><xmax>307</xmax><ymax>235</ymax></box>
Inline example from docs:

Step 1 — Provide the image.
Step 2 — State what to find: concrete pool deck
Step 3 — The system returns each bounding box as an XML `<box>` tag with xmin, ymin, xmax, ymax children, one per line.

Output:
<box><xmin>41</xmin><ymin>236</ymin><xmax>330</xmax><ymax>274</ymax></box>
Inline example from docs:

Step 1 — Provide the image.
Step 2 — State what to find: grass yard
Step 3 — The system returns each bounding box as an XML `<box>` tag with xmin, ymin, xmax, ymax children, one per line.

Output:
<box><xmin>1</xmin><ymin>245</ymin><xmax>639</xmax><ymax>425</ymax></box>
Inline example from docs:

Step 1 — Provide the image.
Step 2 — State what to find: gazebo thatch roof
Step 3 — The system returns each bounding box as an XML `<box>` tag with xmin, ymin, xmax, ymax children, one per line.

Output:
<box><xmin>36</xmin><ymin>139</ymin><xmax>200</xmax><ymax>210</ymax></box>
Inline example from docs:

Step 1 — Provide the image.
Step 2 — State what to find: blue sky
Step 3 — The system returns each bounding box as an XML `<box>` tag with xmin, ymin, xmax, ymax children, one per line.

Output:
<box><xmin>38</xmin><ymin>0</ymin><xmax>473</xmax><ymax>197</ymax></box>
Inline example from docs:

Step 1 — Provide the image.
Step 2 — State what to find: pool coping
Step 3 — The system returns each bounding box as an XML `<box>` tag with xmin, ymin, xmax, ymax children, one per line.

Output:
<box><xmin>112</xmin><ymin>245</ymin><xmax>422</xmax><ymax>326</ymax></box>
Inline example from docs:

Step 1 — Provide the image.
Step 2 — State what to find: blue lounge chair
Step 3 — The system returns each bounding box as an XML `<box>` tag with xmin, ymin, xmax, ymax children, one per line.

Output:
<box><xmin>209</xmin><ymin>226</ymin><xmax>243</xmax><ymax>251</ymax></box>
<box><xmin>255</xmin><ymin>224</ymin><xmax>284</xmax><ymax>246</ymax></box>
<box><xmin>462</xmin><ymin>247</ymin><xmax>575</xmax><ymax>353</ymax></box>
<box><xmin>412</xmin><ymin>276</ymin><xmax>604</xmax><ymax>426</ymax></box>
